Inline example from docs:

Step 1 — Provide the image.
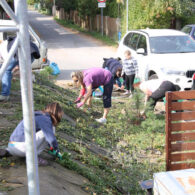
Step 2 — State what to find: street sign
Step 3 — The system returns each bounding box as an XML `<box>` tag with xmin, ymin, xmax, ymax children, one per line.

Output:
<box><xmin>98</xmin><ymin>3</ymin><xmax>106</xmax><ymax>8</ymax></box>
<box><xmin>97</xmin><ymin>0</ymin><xmax>106</xmax><ymax>36</ymax></box>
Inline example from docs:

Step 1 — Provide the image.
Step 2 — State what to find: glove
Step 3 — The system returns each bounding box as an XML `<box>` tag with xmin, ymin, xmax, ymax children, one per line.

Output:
<box><xmin>56</xmin><ymin>151</ymin><xmax>62</xmax><ymax>160</ymax></box>
<box><xmin>49</xmin><ymin>147</ymin><xmax>62</xmax><ymax>160</ymax></box>
<box><xmin>193</xmin><ymin>73</ymin><xmax>195</xmax><ymax>80</ymax></box>
<box><xmin>80</xmin><ymin>88</ymin><xmax>86</xmax><ymax>96</ymax></box>
<box><xmin>74</xmin><ymin>97</ymin><xmax>81</xmax><ymax>103</ymax></box>
<box><xmin>77</xmin><ymin>102</ymin><xmax>84</xmax><ymax>108</ymax></box>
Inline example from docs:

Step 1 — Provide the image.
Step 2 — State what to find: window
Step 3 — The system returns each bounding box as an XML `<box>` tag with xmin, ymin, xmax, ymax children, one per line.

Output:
<box><xmin>192</xmin><ymin>28</ymin><xmax>195</xmax><ymax>40</ymax></box>
<box><xmin>123</xmin><ymin>33</ymin><xmax>132</xmax><ymax>47</ymax></box>
<box><xmin>137</xmin><ymin>35</ymin><xmax>147</xmax><ymax>53</ymax></box>
<box><xmin>150</xmin><ymin>36</ymin><xmax>195</xmax><ymax>53</ymax></box>
<box><xmin>181</xmin><ymin>26</ymin><xmax>192</xmax><ymax>35</ymax></box>
<box><xmin>129</xmin><ymin>33</ymin><xmax>140</xmax><ymax>50</ymax></box>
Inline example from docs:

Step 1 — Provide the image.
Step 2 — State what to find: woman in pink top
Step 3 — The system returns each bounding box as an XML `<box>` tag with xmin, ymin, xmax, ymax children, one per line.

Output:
<box><xmin>71</xmin><ymin>67</ymin><xmax>113</xmax><ymax>124</ymax></box>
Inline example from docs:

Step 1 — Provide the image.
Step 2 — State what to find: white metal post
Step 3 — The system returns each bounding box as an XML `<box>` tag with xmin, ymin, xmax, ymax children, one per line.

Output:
<box><xmin>101</xmin><ymin>8</ymin><xmax>103</xmax><ymax>36</ymax></box>
<box><xmin>14</xmin><ymin>0</ymin><xmax>40</xmax><ymax>195</ymax></box>
<box><xmin>126</xmin><ymin>0</ymin><xmax>128</xmax><ymax>32</ymax></box>
<box><xmin>0</xmin><ymin>0</ymin><xmax>19</xmax><ymax>23</ymax></box>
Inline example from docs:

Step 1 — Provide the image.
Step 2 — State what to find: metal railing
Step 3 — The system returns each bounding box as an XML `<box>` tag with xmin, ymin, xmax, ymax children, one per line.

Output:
<box><xmin>0</xmin><ymin>0</ymin><xmax>40</xmax><ymax>194</ymax></box>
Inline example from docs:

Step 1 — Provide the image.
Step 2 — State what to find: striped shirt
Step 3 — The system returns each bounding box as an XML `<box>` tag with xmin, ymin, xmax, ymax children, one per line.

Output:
<box><xmin>122</xmin><ymin>57</ymin><xmax>138</xmax><ymax>76</ymax></box>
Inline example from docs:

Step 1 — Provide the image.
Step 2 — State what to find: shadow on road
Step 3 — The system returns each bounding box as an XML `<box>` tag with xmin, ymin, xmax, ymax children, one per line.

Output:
<box><xmin>28</xmin><ymin>11</ymin><xmax>101</xmax><ymax>49</ymax></box>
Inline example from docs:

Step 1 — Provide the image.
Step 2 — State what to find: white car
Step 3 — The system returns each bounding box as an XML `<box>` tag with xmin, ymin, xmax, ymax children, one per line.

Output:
<box><xmin>117</xmin><ymin>29</ymin><xmax>195</xmax><ymax>90</ymax></box>
<box><xmin>0</xmin><ymin>19</ymin><xmax>49</xmax><ymax>70</ymax></box>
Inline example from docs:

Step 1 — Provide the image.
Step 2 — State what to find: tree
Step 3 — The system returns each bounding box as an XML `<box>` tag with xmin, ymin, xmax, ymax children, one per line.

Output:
<box><xmin>55</xmin><ymin>0</ymin><xmax>77</xmax><ymax>12</ymax></box>
<box><xmin>153</xmin><ymin>0</ymin><xmax>195</xmax><ymax>28</ymax></box>
<box><xmin>121</xmin><ymin>0</ymin><xmax>195</xmax><ymax>33</ymax></box>
<box><xmin>77</xmin><ymin>0</ymin><xmax>97</xmax><ymax>19</ymax></box>
<box><xmin>77</xmin><ymin>0</ymin><xmax>98</xmax><ymax>31</ymax></box>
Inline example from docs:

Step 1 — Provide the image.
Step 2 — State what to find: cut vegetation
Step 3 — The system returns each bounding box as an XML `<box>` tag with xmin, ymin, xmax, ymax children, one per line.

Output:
<box><xmin>0</xmin><ymin>70</ymin><xmax>166</xmax><ymax>194</ymax></box>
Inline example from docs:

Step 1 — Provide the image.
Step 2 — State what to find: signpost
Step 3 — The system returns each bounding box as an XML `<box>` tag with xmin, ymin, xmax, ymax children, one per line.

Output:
<box><xmin>126</xmin><ymin>0</ymin><xmax>128</xmax><ymax>32</ymax></box>
<box><xmin>97</xmin><ymin>0</ymin><xmax>106</xmax><ymax>36</ymax></box>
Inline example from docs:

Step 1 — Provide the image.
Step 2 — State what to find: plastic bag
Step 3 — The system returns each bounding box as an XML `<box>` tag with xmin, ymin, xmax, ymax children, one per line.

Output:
<box><xmin>49</xmin><ymin>62</ymin><xmax>60</xmax><ymax>75</ymax></box>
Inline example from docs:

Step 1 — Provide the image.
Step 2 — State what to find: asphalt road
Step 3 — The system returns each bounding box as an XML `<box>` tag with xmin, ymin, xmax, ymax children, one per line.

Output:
<box><xmin>28</xmin><ymin>11</ymin><xmax>116</xmax><ymax>82</ymax></box>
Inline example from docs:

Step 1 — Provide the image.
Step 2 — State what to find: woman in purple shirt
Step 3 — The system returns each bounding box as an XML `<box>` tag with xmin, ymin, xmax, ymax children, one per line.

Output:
<box><xmin>71</xmin><ymin>67</ymin><xmax>113</xmax><ymax>124</ymax></box>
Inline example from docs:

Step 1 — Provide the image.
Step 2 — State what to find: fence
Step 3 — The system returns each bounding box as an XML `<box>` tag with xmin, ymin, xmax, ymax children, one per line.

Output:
<box><xmin>165</xmin><ymin>90</ymin><xmax>195</xmax><ymax>171</ymax></box>
<box><xmin>54</xmin><ymin>7</ymin><xmax>120</xmax><ymax>40</ymax></box>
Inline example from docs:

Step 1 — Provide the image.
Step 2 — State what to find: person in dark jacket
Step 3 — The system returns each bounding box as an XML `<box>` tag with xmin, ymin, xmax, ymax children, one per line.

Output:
<box><xmin>103</xmin><ymin>57</ymin><xmax>123</xmax><ymax>89</ymax></box>
<box><xmin>0</xmin><ymin>36</ymin><xmax>40</xmax><ymax>102</ymax></box>
<box><xmin>0</xmin><ymin>102</ymin><xmax>63</xmax><ymax>166</ymax></box>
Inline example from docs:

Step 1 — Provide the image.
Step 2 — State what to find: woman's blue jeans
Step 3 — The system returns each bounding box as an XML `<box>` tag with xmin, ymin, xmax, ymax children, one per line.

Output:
<box><xmin>1</xmin><ymin>59</ymin><xmax>18</xmax><ymax>96</ymax></box>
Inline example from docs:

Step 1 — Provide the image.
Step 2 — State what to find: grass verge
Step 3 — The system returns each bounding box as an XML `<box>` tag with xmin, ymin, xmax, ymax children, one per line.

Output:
<box><xmin>55</xmin><ymin>18</ymin><xmax>118</xmax><ymax>47</ymax></box>
<box><xmin>0</xmin><ymin>71</ymin><xmax>166</xmax><ymax>194</ymax></box>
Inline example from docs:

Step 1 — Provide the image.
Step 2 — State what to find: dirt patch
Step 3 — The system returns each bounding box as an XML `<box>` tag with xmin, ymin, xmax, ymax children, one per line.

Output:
<box><xmin>0</xmin><ymin>118</ymin><xmax>16</xmax><ymax>131</ymax></box>
<box><xmin>0</xmin><ymin>162</ymin><xmax>89</xmax><ymax>195</ymax></box>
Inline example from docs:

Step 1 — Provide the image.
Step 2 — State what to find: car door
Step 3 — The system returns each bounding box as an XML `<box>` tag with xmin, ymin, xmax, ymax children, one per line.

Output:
<box><xmin>128</xmin><ymin>33</ymin><xmax>140</xmax><ymax>57</ymax></box>
<box><xmin>117</xmin><ymin>32</ymin><xmax>133</xmax><ymax>59</ymax></box>
<box><xmin>136</xmin><ymin>34</ymin><xmax>149</xmax><ymax>81</ymax></box>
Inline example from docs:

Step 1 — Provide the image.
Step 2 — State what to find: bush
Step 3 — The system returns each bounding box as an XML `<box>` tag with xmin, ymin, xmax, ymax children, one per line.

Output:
<box><xmin>104</xmin><ymin>0</ymin><xmax>122</xmax><ymax>18</ymax></box>
<box><xmin>121</xmin><ymin>0</ymin><xmax>195</xmax><ymax>35</ymax></box>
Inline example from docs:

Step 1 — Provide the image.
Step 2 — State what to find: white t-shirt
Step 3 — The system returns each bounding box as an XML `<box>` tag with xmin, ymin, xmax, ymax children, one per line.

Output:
<box><xmin>0</xmin><ymin>40</ymin><xmax>9</xmax><ymax>60</ymax></box>
<box><xmin>140</xmin><ymin>79</ymin><xmax>164</xmax><ymax>93</ymax></box>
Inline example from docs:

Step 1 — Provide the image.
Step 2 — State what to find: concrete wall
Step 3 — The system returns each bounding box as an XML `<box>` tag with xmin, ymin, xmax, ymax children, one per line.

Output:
<box><xmin>54</xmin><ymin>7</ymin><xmax>119</xmax><ymax>40</ymax></box>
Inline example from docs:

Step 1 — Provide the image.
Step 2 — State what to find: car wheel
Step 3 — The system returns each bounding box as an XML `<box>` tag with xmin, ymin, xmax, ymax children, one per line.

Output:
<box><xmin>149</xmin><ymin>74</ymin><xmax>158</xmax><ymax>80</ymax></box>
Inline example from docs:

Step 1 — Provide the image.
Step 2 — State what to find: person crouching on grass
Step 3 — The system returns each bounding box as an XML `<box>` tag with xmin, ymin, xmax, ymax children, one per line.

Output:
<box><xmin>0</xmin><ymin>102</ymin><xmax>63</xmax><ymax>166</ymax></box>
<box><xmin>122</xmin><ymin>50</ymin><xmax>138</xmax><ymax>97</ymax></box>
<box><xmin>71</xmin><ymin>67</ymin><xmax>113</xmax><ymax>124</ymax></box>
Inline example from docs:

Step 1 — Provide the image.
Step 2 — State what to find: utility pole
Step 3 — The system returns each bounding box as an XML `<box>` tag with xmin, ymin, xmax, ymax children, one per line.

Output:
<box><xmin>126</xmin><ymin>0</ymin><xmax>128</xmax><ymax>32</ymax></box>
<box><xmin>53</xmin><ymin>0</ymin><xmax>56</xmax><ymax>16</ymax></box>
<box><xmin>101</xmin><ymin>7</ymin><xmax>103</xmax><ymax>36</ymax></box>
<box><xmin>98</xmin><ymin>0</ymin><xmax>106</xmax><ymax>36</ymax></box>
<box><xmin>0</xmin><ymin>0</ymin><xmax>40</xmax><ymax>194</ymax></box>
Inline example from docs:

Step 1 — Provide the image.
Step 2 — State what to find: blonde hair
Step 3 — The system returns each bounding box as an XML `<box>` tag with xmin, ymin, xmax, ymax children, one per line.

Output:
<box><xmin>124</xmin><ymin>50</ymin><xmax>131</xmax><ymax>56</ymax></box>
<box><xmin>71</xmin><ymin>71</ymin><xmax>83</xmax><ymax>83</ymax></box>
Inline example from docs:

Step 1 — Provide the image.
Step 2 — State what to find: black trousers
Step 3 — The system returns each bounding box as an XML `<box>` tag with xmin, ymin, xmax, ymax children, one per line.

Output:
<box><xmin>124</xmin><ymin>74</ymin><xmax>135</xmax><ymax>92</ymax></box>
<box><xmin>149</xmin><ymin>81</ymin><xmax>177</xmax><ymax>107</ymax></box>
<box><xmin>103</xmin><ymin>77</ymin><xmax>114</xmax><ymax>108</ymax></box>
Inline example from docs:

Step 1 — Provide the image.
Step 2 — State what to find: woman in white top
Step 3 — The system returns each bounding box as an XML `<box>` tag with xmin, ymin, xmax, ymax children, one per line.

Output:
<box><xmin>140</xmin><ymin>79</ymin><xmax>180</xmax><ymax>109</ymax></box>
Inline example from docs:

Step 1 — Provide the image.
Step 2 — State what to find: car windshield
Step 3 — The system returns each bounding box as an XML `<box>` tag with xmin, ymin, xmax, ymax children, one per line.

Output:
<box><xmin>150</xmin><ymin>36</ymin><xmax>195</xmax><ymax>53</ymax></box>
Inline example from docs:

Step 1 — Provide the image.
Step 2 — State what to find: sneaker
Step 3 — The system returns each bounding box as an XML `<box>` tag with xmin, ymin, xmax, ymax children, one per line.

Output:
<box><xmin>129</xmin><ymin>94</ymin><xmax>133</xmax><ymax>98</ymax></box>
<box><xmin>123</xmin><ymin>91</ymin><xmax>129</xmax><ymax>95</ymax></box>
<box><xmin>38</xmin><ymin>157</ymin><xmax>48</xmax><ymax>166</ymax></box>
<box><xmin>96</xmin><ymin>118</ymin><xmax>107</xmax><ymax>124</ymax></box>
<box><xmin>0</xmin><ymin>95</ymin><xmax>9</xmax><ymax>102</ymax></box>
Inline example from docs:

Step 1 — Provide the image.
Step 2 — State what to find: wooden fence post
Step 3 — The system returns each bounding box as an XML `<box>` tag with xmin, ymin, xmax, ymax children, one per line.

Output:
<box><xmin>165</xmin><ymin>91</ymin><xmax>172</xmax><ymax>171</ymax></box>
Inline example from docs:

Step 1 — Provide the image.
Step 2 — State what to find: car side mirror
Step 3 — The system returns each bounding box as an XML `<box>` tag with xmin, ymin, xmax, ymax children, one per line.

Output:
<box><xmin>137</xmin><ymin>48</ymin><xmax>146</xmax><ymax>55</ymax></box>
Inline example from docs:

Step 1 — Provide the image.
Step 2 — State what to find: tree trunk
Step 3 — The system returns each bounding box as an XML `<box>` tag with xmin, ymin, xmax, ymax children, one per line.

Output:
<box><xmin>170</xmin><ymin>17</ymin><xmax>176</xmax><ymax>29</ymax></box>
<box><xmin>89</xmin><ymin>16</ymin><xmax>92</xmax><ymax>32</ymax></box>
